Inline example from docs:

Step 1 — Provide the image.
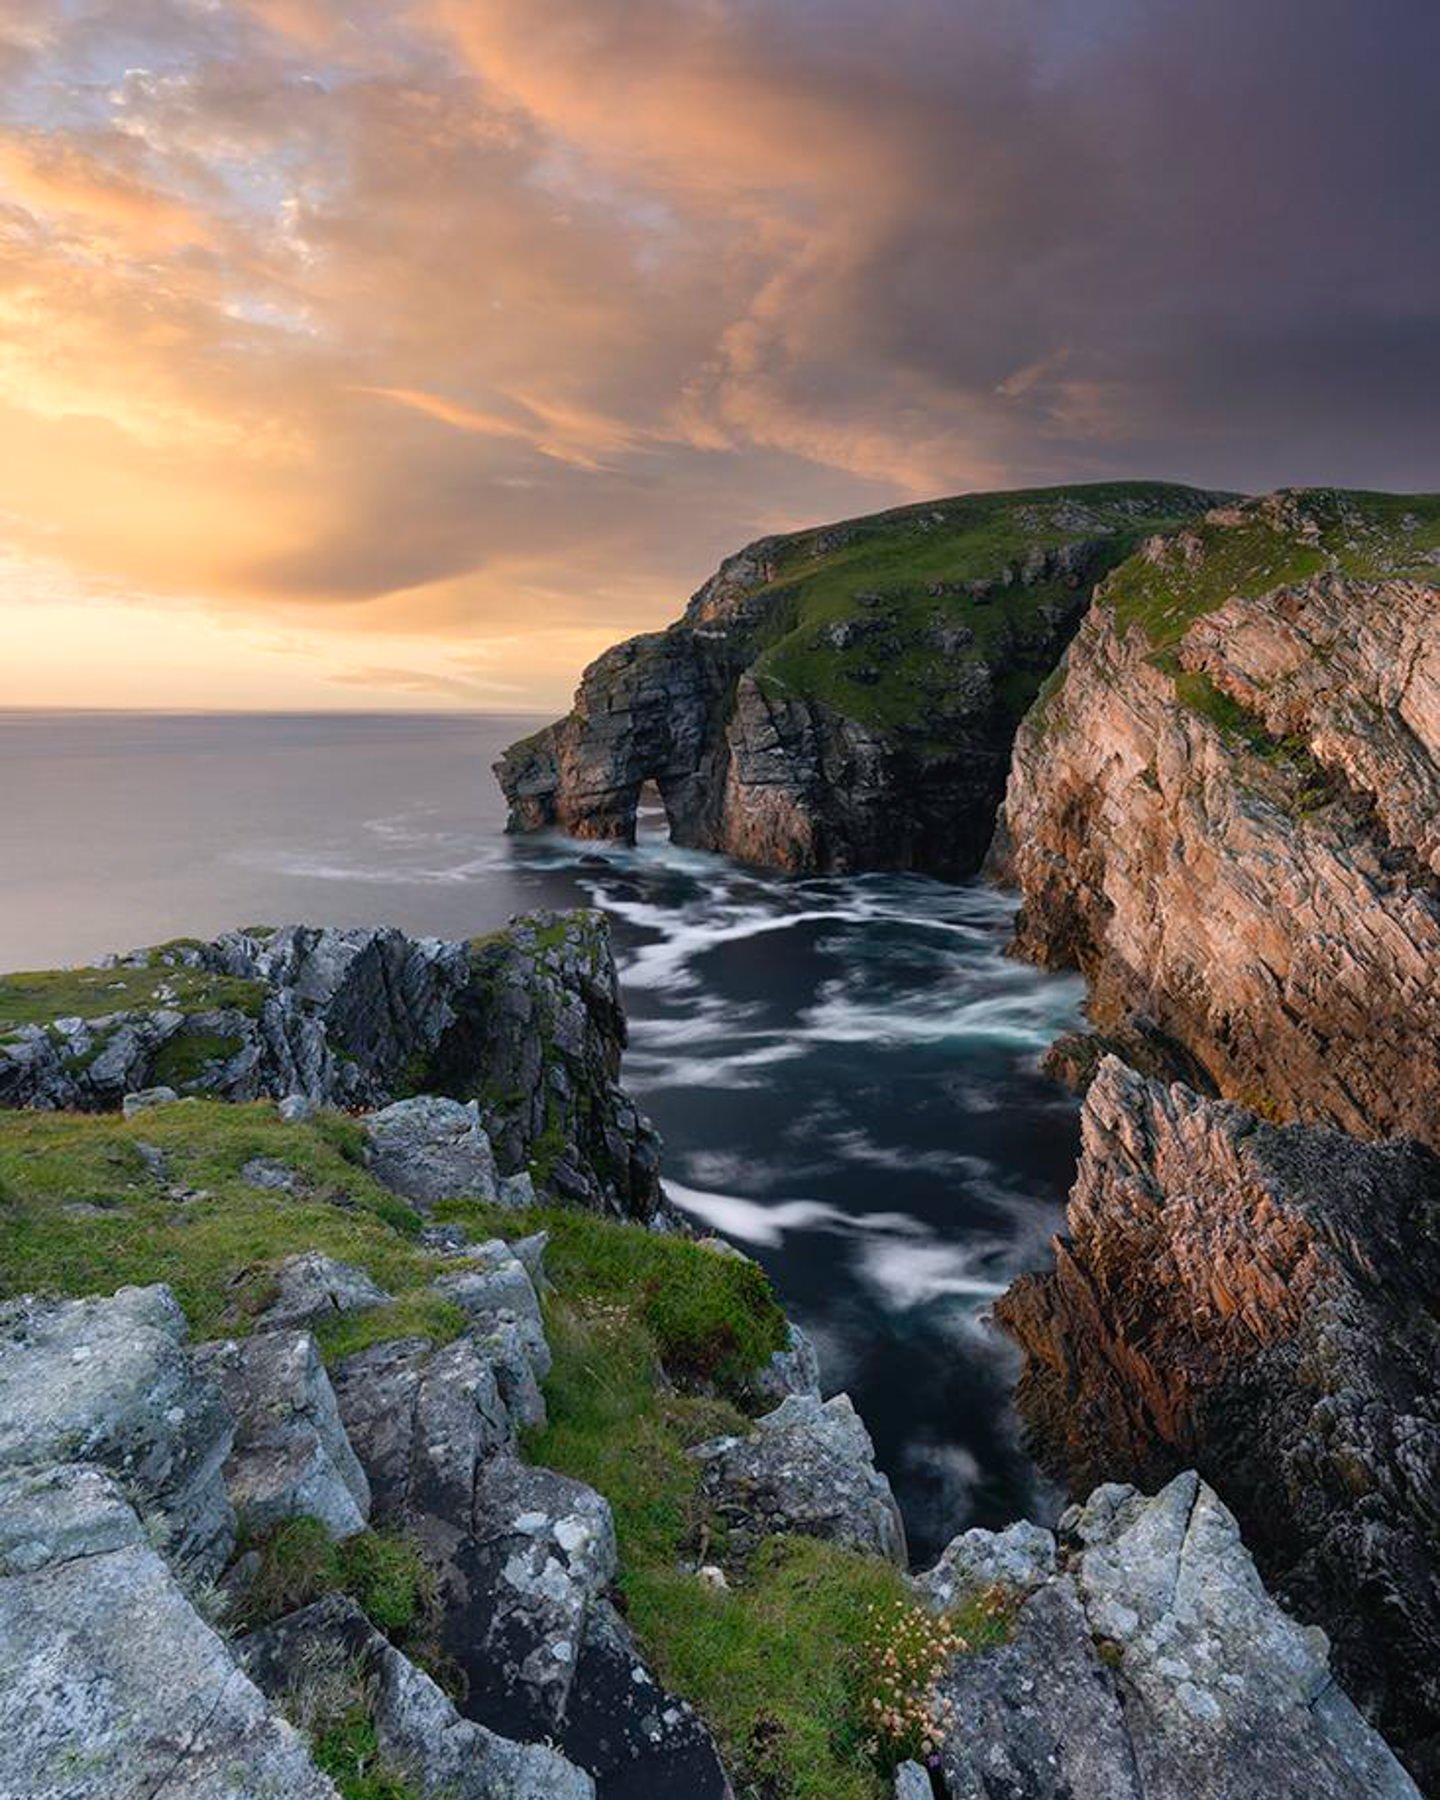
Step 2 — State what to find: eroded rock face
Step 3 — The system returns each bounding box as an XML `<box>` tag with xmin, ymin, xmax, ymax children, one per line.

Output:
<box><xmin>195</xmin><ymin>1330</ymin><xmax>371</xmax><ymax>1540</ymax></box>
<box><xmin>692</xmin><ymin>1391</ymin><xmax>907</xmax><ymax>1566</ymax></box>
<box><xmin>0</xmin><ymin>912</ymin><xmax>662</xmax><ymax>1220</ymax></box>
<box><xmin>0</xmin><ymin>1284</ymin><xmax>235</xmax><ymax>1577</ymax></box>
<box><xmin>1000</xmin><ymin>489</ymin><xmax>1440</xmax><ymax>1147</ymax></box>
<box><xmin>0</xmin><ymin>1464</ymin><xmax>336</xmax><ymax>1800</ymax></box>
<box><xmin>921</xmin><ymin>1471</ymin><xmax>1419</xmax><ymax>1800</ymax></box>
<box><xmin>498</xmin><ymin>485</ymin><xmax>1222</xmax><ymax>876</ymax></box>
<box><xmin>997</xmin><ymin>1059</ymin><xmax>1440</xmax><ymax>1785</ymax></box>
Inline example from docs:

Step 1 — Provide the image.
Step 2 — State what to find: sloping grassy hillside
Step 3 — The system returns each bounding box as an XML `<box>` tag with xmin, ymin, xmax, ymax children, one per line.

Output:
<box><xmin>739</xmin><ymin>481</ymin><xmax>1217</xmax><ymax>732</ymax></box>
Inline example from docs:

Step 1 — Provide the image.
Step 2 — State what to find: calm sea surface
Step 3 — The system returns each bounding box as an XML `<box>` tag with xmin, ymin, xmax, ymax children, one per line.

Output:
<box><xmin>0</xmin><ymin>710</ymin><xmax>1083</xmax><ymax>1561</ymax></box>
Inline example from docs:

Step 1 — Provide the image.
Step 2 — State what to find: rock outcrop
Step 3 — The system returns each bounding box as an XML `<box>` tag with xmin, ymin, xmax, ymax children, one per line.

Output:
<box><xmin>917</xmin><ymin>1470</ymin><xmax>1420</xmax><ymax>1800</ymax></box>
<box><xmin>999</xmin><ymin>487</ymin><xmax>1440</xmax><ymax>1147</ymax></box>
<box><xmin>0</xmin><ymin>1464</ymin><xmax>338</xmax><ymax>1800</ymax></box>
<box><xmin>692</xmin><ymin>1390</ymin><xmax>907</xmax><ymax>1566</ymax></box>
<box><xmin>0</xmin><ymin>1283</ymin><xmax>236</xmax><ymax>1578</ymax></box>
<box><xmin>997</xmin><ymin>1059</ymin><xmax>1440</xmax><ymax>1785</ymax></box>
<box><xmin>0</xmin><ymin>910</ymin><xmax>663</xmax><ymax>1219</ymax></box>
<box><xmin>499</xmin><ymin>484</ymin><xmax>1223</xmax><ymax>876</ymax></box>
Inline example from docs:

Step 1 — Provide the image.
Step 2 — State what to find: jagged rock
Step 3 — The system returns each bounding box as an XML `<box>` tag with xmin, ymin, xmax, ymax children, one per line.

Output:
<box><xmin>748</xmin><ymin>1318</ymin><xmax>822</xmax><ymax>1405</ymax></box>
<box><xmin>255</xmin><ymin>1251</ymin><xmax>391</xmax><ymax>1332</ymax></box>
<box><xmin>0</xmin><ymin>1284</ymin><xmax>235</xmax><ymax>1577</ymax></box>
<box><xmin>465</xmin><ymin>1314</ymin><xmax>548</xmax><ymax>1432</ymax></box>
<box><xmin>1000</xmin><ymin>488</ymin><xmax>1440</xmax><ymax>1148</ymax></box>
<box><xmin>692</xmin><ymin>1392</ymin><xmax>907</xmax><ymax>1566</ymax></box>
<box><xmin>240</xmin><ymin>1593</ymin><xmax>593</xmax><ymax>1799</ymax></box>
<box><xmin>332</xmin><ymin>1335</ymin><xmax>512</xmax><ymax>1547</ymax></box>
<box><xmin>444</xmin><ymin>1455</ymin><xmax>617</xmax><ymax>1738</ymax></box>
<box><xmin>0</xmin><ymin>1464</ymin><xmax>335</xmax><ymax>1799</ymax></box>
<box><xmin>914</xmin><ymin>1517</ymin><xmax>1055</xmax><ymax>1611</ymax></box>
<box><xmin>997</xmin><ymin>1060</ymin><xmax>1440</xmax><ymax>1784</ymax></box>
<box><xmin>433</xmin><ymin>1242</ymin><xmax>545</xmax><ymax>1335</ymax></box>
<box><xmin>498</xmin><ymin>484</ymin><xmax>1222</xmax><ymax>876</ymax></box>
<box><xmin>194</xmin><ymin>1331</ymin><xmax>370</xmax><ymax>1539</ymax></box>
<box><xmin>431</xmin><ymin>1241</ymin><xmax>552</xmax><ymax>1428</ymax></box>
<box><xmin>363</xmin><ymin>1095</ymin><xmax>500</xmax><ymax>1206</ymax></box>
<box><xmin>278</xmin><ymin>1092</ymin><xmax>316</xmax><ymax>1122</ymax></box>
<box><xmin>0</xmin><ymin>916</ymin><xmax>664</xmax><ymax>1220</ymax></box>
<box><xmin>240</xmin><ymin>1154</ymin><xmax>303</xmax><ymax>1191</ymax></box>
<box><xmin>923</xmin><ymin>1472</ymin><xmax>1418</xmax><ymax>1800</ymax></box>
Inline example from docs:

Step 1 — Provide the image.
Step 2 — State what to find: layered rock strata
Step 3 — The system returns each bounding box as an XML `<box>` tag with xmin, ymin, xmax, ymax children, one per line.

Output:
<box><xmin>499</xmin><ymin>484</ymin><xmax>1222</xmax><ymax>876</ymax></box>
<box><xmin>999</xmin><ymin>488</ymin><xmax>1440</xmax><ymax>1147</ymax></box>
<box><xmin>997</xmin><ymin>1059</ymin><xmax>1440</xmax><ymax>1785</ymax></box>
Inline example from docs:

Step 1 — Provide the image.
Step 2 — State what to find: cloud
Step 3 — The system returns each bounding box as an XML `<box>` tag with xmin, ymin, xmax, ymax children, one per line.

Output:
<box><xmin>2</xmin><ymin>0</ymin><xmax>1438</xmax><ymax>708</ymax></box>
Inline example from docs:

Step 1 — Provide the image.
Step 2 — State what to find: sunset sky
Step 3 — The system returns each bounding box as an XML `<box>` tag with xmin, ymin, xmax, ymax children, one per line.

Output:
<box><xmin>3</xmin><ymin>0</ymin><xmax>1438</xmax><ymax>711</ymax></box>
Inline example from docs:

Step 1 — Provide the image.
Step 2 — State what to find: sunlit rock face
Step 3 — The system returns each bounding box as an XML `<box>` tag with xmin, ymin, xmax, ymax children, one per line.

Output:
<box><xmin>999</xmin><ymin>487</ymin><xmax>1440</xmax><ymax>1149</ymax></box>
<box><xmin>497</xmin><ymin>483</ymin><xmax>1224</xmax><ymax>877</ymax></box>
<box><xmin>998</xmin><ymin>1059</ymin><xmax>1440</xmax><ymax>1787</ymax></box>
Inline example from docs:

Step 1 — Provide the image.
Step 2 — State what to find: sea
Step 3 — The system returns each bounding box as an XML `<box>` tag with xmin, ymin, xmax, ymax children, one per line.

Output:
<box><xmin>0</xmin><ymin>709</ymin><xmax>1085</xmax><ymax>1563</ymax></box>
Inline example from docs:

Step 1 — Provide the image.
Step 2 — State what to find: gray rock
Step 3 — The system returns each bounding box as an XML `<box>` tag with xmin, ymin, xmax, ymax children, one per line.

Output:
<box><xmin>240</xmin><ymin>1593</ymin><xmax>594</xmax><ymax>1799</ymax></box>
<box><xmin>444</xmin><ymin>1455</ymin><xmax>617</xmax><ymax>1735</ymax></box>
<box><xmin>894</xmin><ymin>1761</ymin><xmax>933</xmax><ymax>1800</ymax></box>
<box><xmin>255</xmin><ymin>1251</ymin><xmax>391</xmax><ymax>1332</ymax></box>
<box><xmin>332</xmin><ymin>1335</ymin><xmax>512</xmax><ymax>1544</ymax></box>
<box><xmin>240</xmin><ymin>1154</ymin><xmax>303</xmax><ymax>1192</ymax></box>
<box><xmin>0</xmin><ymin>1466</ymin><xmax>334</xmax><ymax>1799</ymax></box>
<box><xmin>122</xmin><ymin>1083</ymin><xmax>180</xmax><ymax>1116</ymax></box>
<box><xmin>363</xmin><ymin>1095</ymin><xmax>500</xmax><ymax>1206</ymax></box>
<box><xmin>278</xmin><ymin>1093</ymin><xmax>316</xmax><ymax>1122</ymax></box>
<box><xmin>432</xmin><ymin>1242</ymin><xmax>544</xmax><ymax>1334</ymax></box>
<box><xmin>466</xmin><ymin>1314</ymin><xmax>548</xmax><ymax>1432</ymax></box>
<box><xmin>749</xmin><ymin>1318</ymin><xmax>821</xmax><ymax>1405</ymax></box>
<box><xmin>499</xmin><ymin>1170</ymin><xmax>538</xmax><ymax>1209</ymax></box>
<box><xmin>693</xmin><ymin>1392</ymin><xmax>906</xmax><ymax>1566</ymax></box>
<box><xmin>932</xmin><ymin>1473</ymin><xmax>1420</xmax><ymax>1800</ymax></box>
<box><xmin>510</xmin><ymin>1230</ymin><xmax>550</xmax><ymax>1288</ymax></box>
<box><xmin>0</xmin><ymin>1284</ymin><xmax>235</xmax><ymax>1577</ymax></box>
<box><xmin>916</xmin><ymin>1518</ymin><xmax>1056</xmax><ymax>1612</ymax></box>
<box><xmin>195</xmin><ymin>1331</ymin><xmax>370</xmax><ymax>1539</ymax></box>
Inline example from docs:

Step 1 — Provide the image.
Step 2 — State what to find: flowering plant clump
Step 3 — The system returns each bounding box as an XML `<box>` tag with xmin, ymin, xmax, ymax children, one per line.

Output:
<box><xmin>855</xmin><ymin>1595</ymin><xmax>967</xmax><ymax>1771</ymax></box>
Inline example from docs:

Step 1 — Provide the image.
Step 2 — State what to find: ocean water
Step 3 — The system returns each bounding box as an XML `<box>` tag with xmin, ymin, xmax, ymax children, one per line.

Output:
<box><xmin>0</xmin><ymin>710</ymin><xmax>1084</xmax><ymax>1562</ymax></box>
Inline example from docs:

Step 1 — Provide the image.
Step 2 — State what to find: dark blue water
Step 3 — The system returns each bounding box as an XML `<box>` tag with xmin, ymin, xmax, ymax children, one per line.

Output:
<box><xmin>0</xmin><ymin>710</ymin><xmax>1083</xmax><ymax>1560</ymax></box>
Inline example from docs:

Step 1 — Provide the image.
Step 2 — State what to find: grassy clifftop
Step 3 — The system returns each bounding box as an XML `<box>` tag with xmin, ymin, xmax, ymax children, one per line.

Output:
<box><xmin>737</xmin><ymin>481</ymin><xmax>1219</xmax><ymax>732</ymax></box>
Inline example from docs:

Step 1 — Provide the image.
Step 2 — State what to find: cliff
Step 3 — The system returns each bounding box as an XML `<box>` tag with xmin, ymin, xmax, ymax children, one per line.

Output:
<box><xmin>0</xmin><ymin>913</ymin><xmax>663</xmax><ymax>1222</ymax></box>
<box><xmin>997</xmin><ymin>1059</ymin><xmax>1440</xmax><ymax>1786</ymax></box>
<box><xmin>998</xmin><ymin>487</ymin><xmax>1440</xmax><ymax>1146</ymax></box>
<box><xmin>498</xmin><ymin>482</ymin><xmax>1224</xmax><ymax>876</ymax></box>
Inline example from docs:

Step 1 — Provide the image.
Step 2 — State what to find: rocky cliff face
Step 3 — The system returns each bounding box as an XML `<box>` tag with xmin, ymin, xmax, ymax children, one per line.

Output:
<box><xmin>499</xmin><ymin>483</ymin><xmax>1224</xmax><ymax>876</ymax></box>
<box><xmin>997</xmin><ymin>1058</ymin><xmax>1440</xmax><ymax>1786</ymax></box>
<box><xmin>0</xmin><ymin>912</ymin><xmax>663</xmax><ymax>1221</ymax></box>
<box><xmin>999</xmin><ymin>488</ymin><xmax>1440</xmax><ymax>1147</ymax></box>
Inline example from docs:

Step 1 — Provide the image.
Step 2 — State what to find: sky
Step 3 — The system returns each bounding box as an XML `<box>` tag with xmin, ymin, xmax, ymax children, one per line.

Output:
<box><xmin>2</xmin><ymin>0</ymin><xmax>1438</xmax><ymax>712</ymax></box>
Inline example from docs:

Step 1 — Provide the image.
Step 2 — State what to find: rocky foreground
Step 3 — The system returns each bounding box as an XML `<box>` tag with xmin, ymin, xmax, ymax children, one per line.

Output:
<box><xmin>498</xmin><ymin>483</ymin><xmax>1221</xmax><ymax>876</ymax></box>
<box><xmin>0</xmin><ymin>913</ymin><xmax>663</xmax><ymax>1220</ymax></box>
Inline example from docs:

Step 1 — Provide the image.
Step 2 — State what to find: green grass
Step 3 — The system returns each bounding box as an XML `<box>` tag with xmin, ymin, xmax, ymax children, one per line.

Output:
<box><xmin>1106</xmin><ymin>488</ymin><xmax>1440</xmax><ymax>652</ymax></box>
<box><xmin>729</xmin><ymin>482</ymin><xmax>1214</xmax><ymax>736</ymax></box>
<box><xmin>311</xmin><ymin>1292</ymin><xmax>469</xmax><ymax>1363</ymax></box>
<box><xmin>313</xmin><ymin>1713</ymin><xmax>421</xmax><ymax>1800</ymax></box>
<box><xmin>150</xmin><ymin>1030</ymin><xmax>245</xmax><ymax>1088</ymax></box>
<box><xmin>0</xmin><ymin>962</ymin><xmax>267</xmax><ymax>1033</ymax></box>
<box><xmin>0</xmin><ymin>1102</ymin><xmax>435</xmax><ymax>1340</ymax></box>
<box><xmin>433</xmin><ymin>1197</ymin><xmax>789</xmax><ymax>1392</ymax></box>
<box><xmin>237</xmin><ymin>1517</ymin><xmax>437</xmax><ymax>1638</ymax></box>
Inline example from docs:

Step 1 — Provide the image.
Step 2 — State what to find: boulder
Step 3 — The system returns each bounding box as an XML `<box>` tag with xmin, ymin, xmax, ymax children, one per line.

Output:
<box><xmin>0</xmin><ymin>1284</ymin><xmax>234</xmax><ymax>1576</ymax></box>
<box><xmin>195</xmin><ymin>1331</ymin><xmax>370</xmax><ymax>1539</ymax></box>
<box><xmin>254</xmin><ymin>1251</ymin><xmax>391</xmax><ymax>1332</ymax></box>
<box><xmin>922</xmin><ymin>1473</ymin><xmax>1420</xmax><ymax>1800</ymax></box>
<box><xmin>240</xmin><ymin>1593</ymin><xmax>593</xmax><ymax>1800</ymax></box>
<box><xmin>748</xmin><ymin>1318</ymin><xmax>822</xmax><ymax>1406</ymax></box>
<box><xmin>693</xmin><ymin>1392</ymin><xmax>906</xmax><ymax>1566</ymax></box>
<box><xmin>0</xmin><ymin>1463</ymin><xmax>335</xmax><ymax>1799</ymax></box>
<box><xmin>363</xmin><ymin>1095</ymin><xmax>500</xmax><ymax>1206</ymax></box>
<box><xmin>122</xmin><ymin>1084</ymin><xmax>180</xmax><ymax>1117</ymax></box>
